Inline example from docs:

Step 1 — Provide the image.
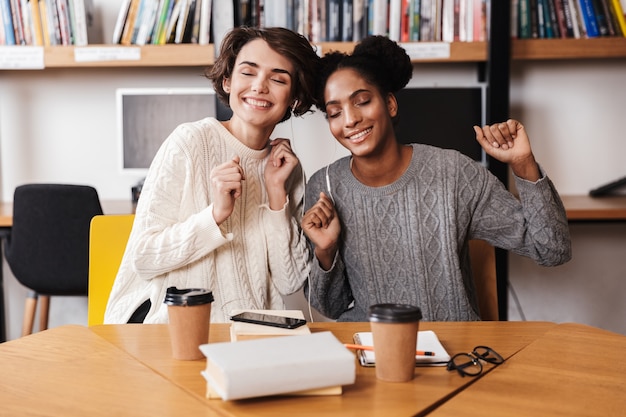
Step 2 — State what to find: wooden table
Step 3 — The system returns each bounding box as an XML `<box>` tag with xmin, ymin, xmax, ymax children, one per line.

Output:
<box><xmin>0</xmin><ymin>325</ymin><xmax>217</xmax><ymax>416</ymax></box>
<box><xmin>4</xmin><ymin>321</ymin><xmax>622</xmax><ymax>416</ymax></box>
<box><xmin>429</xmin><ymin>323</ymin><xmax>626</xmax><ymax>416</ymax></box>
<box><xmin>560</xmin><ymin>195</ymin><xmax>626</xmax><ymax>221</ymax></box>
<box><xmin>0</xmin><ymin>321</ymin><xmax>556</xmax><ymax>417</ymax></box>
<box><xmin>90</xmin><ymin>321</ymin><xmax>557</xmax><ymax>417</ymax></box>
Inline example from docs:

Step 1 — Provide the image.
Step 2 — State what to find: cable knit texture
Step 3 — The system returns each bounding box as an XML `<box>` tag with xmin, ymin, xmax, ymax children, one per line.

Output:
<box><xmin>105</xmin><ymin>118</ymin><xmax>310</xmax><ymax>323</ymax></box>
<box><xmin>304</xmin><ymin>144</ymin><xmax>571</xmax><ymax>322</ymax></box>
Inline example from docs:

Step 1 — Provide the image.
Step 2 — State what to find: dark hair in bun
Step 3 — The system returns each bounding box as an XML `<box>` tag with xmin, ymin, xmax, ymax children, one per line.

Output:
<box><xmin>314</xmin><ymin>36</ymin><xmax>413</xmax><ymax>113</ymax></box>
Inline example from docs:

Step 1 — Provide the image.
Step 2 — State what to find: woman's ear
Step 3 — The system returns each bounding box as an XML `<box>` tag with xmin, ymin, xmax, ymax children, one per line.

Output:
<box><xmin>387</xmin><ymin>93</ymin><xmax>398</xmax><ymax>118</ymax></box>
<box><xmin>223</xmin><ymin>78</ymin><xmax>231</xmax><ymax>94</ymax></box>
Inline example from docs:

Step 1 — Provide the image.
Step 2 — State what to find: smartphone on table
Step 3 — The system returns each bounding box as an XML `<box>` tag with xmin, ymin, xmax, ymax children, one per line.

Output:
<box><xmin>230</xmin><ymin>312</ymin><xmax>307</xmax><ymax>329</ymax></box>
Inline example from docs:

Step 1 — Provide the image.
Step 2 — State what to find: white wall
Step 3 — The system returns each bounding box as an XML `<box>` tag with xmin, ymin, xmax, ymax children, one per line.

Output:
<box><xmin>1</xmin><ymin>0</ymin><xmax>625</xmax><ymax>340</ymax></box>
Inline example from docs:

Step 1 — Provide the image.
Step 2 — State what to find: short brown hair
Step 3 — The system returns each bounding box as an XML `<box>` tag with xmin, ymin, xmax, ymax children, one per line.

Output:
<box><xmin>206</xmin><ymin>27</ymin><xmax>321</xmax><ymax>123</ymax></box>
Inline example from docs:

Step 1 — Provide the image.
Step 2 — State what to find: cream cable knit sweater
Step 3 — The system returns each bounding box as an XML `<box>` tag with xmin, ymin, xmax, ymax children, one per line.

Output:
<box><xmin>105</xmin><ymin>118</ymin><xmax>310</xmax><ymax>323</ymax></box>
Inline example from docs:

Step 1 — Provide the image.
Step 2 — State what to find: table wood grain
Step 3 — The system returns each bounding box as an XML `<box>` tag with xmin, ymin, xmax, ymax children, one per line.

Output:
<box><xmin>91</xmin><ymin>321</ymin><xmax>557</xmax><ymax>417</ymax></box>
<box><xmin>429</xmin><ymin>323</ymin><xmax>626</xmax><ymax>417</ymax></box>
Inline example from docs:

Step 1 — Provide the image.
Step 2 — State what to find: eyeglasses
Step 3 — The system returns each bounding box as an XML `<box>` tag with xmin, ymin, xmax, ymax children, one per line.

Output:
<box><xmin>446</xmin><ymin>346</ymin><xmax>504</xmax><ymax>377</ymax></box>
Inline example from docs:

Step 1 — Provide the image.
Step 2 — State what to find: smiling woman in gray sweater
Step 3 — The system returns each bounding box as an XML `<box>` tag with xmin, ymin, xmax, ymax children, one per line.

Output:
<box><xmin>301</xmin><ymin>36</ymin><xmax>571</xmax><ymax>322</ymax></box>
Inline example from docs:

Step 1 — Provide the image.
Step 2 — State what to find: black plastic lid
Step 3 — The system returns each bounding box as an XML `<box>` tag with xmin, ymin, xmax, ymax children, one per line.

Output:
<box><xmin>163</xmin><ymin>287</ymin><xmax>214</xmax><ymax>306</ymax></box>
<box><xmin>368</xmin><ymin>304</ymin><xmax>422</xmax><ymax>323</ymax></box>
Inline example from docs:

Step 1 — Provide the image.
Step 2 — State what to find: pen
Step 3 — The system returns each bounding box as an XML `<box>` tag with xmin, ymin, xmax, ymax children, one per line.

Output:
<box><xmin>344</xmin><ymin>343</ymin><xmax>435</xmax><ymax>356</ymax></box>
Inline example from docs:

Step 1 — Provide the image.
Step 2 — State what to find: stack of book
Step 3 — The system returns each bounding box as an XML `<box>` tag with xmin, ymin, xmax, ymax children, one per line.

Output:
<box><xmin>513</xmin><ymin>0</ymin><xmax>626</xmax><ymax>39</ymax></box>
<box><xmin>0</xmin><ymin>0</ymin><xmax>99</xmax><ymax>46</ymax></box>
<box><xmin>200</xmin><ymin>309</ymin><xmax>353</xmax><ymax>400</ymax></box>
<box><xmin>200</xmin><ymin>330</ymin><xmax>355</xmax><ymax>401</ymax></box>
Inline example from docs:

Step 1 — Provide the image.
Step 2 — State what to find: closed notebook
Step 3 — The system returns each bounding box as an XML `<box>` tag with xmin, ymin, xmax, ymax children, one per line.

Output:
<box><xmin>200</xmin><ymin>331</ymin><xmax>355</xmax><ymax>400</ymax></box>
<box><xmin>353</xmin><ymin>330</ymin><xmax>451</xmax><ymax>367</ymax></box>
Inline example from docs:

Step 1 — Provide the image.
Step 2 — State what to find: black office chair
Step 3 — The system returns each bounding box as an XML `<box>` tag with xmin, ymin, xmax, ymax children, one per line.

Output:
<box><xmin>4</xmin><ymin>184</ymin><xmax>103</xmax><ymax>336</ymax></box>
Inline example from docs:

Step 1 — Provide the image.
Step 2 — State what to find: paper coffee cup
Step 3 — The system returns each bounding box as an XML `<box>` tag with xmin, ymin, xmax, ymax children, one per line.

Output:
<box><xmin>368</xmin><ymin>303</ymin><xmax>422</xmax><ymax>382</ymax></box>
<box><xmin>164</xmin><ymin>287</ymin><xmax>214</xmax><ymax>360</ymax></box>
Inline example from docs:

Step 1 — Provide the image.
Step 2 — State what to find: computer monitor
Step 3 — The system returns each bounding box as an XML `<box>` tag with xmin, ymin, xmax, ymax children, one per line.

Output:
<box><xmin>394</xmin><ymin>86</ymin><xmax>486</xmax><ymax>165</ymax></box>
<box><xmin>117</xmin><ymin>87</ymin><xmax>217</xmax><ymax>175</ymax></box>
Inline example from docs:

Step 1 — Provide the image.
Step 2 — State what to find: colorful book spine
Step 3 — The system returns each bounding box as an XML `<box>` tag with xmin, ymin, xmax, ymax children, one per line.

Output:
<box><xmin>578</xmin><ymin>0</ymin><xmax>600</xmax><ymax>36</ymax></box>
<box><xmin>409</xmin><ymin>0</ymin><xmax>421</xmax><ymax>41</ymax></box>
<box><xmin>610</xmin><ymin>0</ymin><xmax>626</xmax><ymax>35</ymax></box>
<box><xmin>1</xmin><ymin>0</ymin><xmax>16</xmax><ymax>45</ymax></box>
<box><xmin>30</xmin><ymin>0</ymin><xmax>44</xmax><ymax>45</ymax></box>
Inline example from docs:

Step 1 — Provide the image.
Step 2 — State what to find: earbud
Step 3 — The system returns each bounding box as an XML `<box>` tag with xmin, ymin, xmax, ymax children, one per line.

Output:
<box><xmin>291</xmin><ymin>100</ymin><xmax>299</xmax><ymax>111</ymax></box>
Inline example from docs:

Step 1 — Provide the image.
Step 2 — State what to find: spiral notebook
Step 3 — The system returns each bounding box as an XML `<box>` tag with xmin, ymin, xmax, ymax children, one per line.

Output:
<box><xmin>353</xmin><ymin>330</ymin><xmax>451</xmax><ymax>367</ymax></box>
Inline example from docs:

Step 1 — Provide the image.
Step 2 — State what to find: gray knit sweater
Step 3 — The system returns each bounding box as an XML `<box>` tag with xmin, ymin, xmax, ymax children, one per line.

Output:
<box><xmin>304</xmin><ymin>144</ymin><xmax>571</xmax><ymax>322</ymax></box>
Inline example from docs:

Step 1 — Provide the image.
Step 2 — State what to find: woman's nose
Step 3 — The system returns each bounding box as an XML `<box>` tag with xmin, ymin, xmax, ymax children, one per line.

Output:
<box><xmin>344</xmin><ymin>107</ymin><xmax>361</xmax><ymax>127</ymax></box>
<box><xmin>251</xmin><ymin>77</ymin><xmax>268</xmax><ymax>94</ymax></box>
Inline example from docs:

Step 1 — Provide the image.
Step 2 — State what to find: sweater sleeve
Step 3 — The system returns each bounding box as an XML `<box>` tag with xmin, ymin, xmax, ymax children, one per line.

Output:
<box><xmin>260</xmin><ymin>165</ymin><xmax>311</xmax><ymax>295</ymax></box>
<box><xmin>468</xmin><ymin>160</ymin><xmax>572</xmax><ymax>266</ymax></box>
<box><xmin>127</xmin><ymin>125</ymin><xmax>232</xmax><ymax>280</ymax></box>
<box><xmin>303</xmin><ymin>167</ymin><xmax>355</xmax><ymax>319</ymax></box>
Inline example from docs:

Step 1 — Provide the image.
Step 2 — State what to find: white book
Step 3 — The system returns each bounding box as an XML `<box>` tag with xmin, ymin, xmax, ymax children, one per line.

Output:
<box><xmin>370</xmin><ymin>0</ymin><xmax>388</xmax><ymax>35</ymax></box>
<box><xmin>112</xmin><ymin>0</ymin><xmax>132</xmax><ymax>43</ymax></box>
<box><xmin>353</xmin><ymin>330</ymin><xmax>451</xmax><ymax>367</ymax></box>
<box><xmin>211</xmin><ymin>0</ymin><xmax>233</xmax><ymax>53</ymax></box>
<box><xmin>441</xmin><ymin>0</ymin><xmax>454</xmax><ymax>42</ymax></box>
<box><xmin>135</xmin><ymin>0</ymin><xmax>158</xmax><ymax>45</ymax></box>
<box><xmin>174</xmin><ymin>0</ymin><xmax>189</xmax><ymax>43</ymax></box>
<box><xmin>200</xmin><ymin>331</ymin><xmax>356</xmax><ymax>401</ymax></box>
<box><xmin>388</xmin><ymin>0</ymin><xmax>402</xmax><ymax>41</ymax></box>
<box><xmin>71</xmin><ymin>0</ymin><xmax>87</xmax><ymax>45</ymax></box>
<box><xmin>198</xmin><ymin>0</ymin><xmax>211</xmax><ymax>44</ymax></box>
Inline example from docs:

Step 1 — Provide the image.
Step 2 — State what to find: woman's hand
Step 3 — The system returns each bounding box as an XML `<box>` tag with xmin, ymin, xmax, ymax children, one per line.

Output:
<box><xmin>474</xmin><ymin>119</ymin><xmax>540</xmax><ymax>182</ymax></box>
<box><xmin>302</xmin><ymin>192</ymin><xmax>341</xmax><ymax>270</ymax></box>
<box><xmin>264</xmin><ymin>138</ymin><xmax>299</xmax><ymax>210</ymax></box>
<box><xmin>210</xmin><ymin>156</ymin><xmax>245</xmax><ymax>225</ymax></box>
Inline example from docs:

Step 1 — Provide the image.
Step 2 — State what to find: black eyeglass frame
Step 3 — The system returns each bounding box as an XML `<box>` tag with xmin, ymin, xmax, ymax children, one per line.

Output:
<box><xmin>446</xmin><ymin>345</ymin><xmax>504</xmax><ymax>377</ymax></box>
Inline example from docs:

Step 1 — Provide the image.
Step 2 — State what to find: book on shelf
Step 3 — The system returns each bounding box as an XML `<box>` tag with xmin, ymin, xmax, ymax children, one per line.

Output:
<box><xmin>120</xmin><ymin>0</ymin><xmax>142</xmax><ymax>45</ymax></box>
<box><xmin>197</xmin><ymin>0</ymin><xmax>211</xmax><ymax>44</ymax></box>
<box><xmin>341</xmin><ymin>0</ymin><xmax>353</xmax><ymax>41</ymax></box>
<box><xmin>200</xmin><ymin>331</ymin><xmax>355</xmax><ymax>401</ymax></box>
<box><xmin>1</xmin><ymin>0</ymin><xmax>16</xmax><ymax>45</ymax></box>
<box><xmin>211</xmin><ymin>0</ymin><xmax>234</xmax><ymax>52</ymax></box>
<box><xmin>112</xmin><ymin>0</ymin><xmax>131</xmax><ymax>43</ymax></box>
<box><xmin>545</xmin><ymin>0</ymin><xmax>561</xmax><ymax>37</ymax></box>
<box><xmin>571</xmin><ymin>0</ymin><xmax>587</xmax><ymax>37</ymax></box>
<box><xmin>611</xmin><ymin>0</ymin><xmax>626</xmax><ymax>35</ymax></box>
<box><xmin>29</xmin><ymin>0</ymin><xmax>44</xmax><ymax>45</ymax></box>
<box><xmin>600</xmin><ymin>0</ymin><xmax>622</xmax><ymax>35</ymax></box>
<box><xmin>577</xmin><ymin>0</ymin><xmax>600</xmax><ymax>36</ymax></box>
<box><xmin>592</xmin><ymin>0</ymin><xmax>613</xmax><ymax>35</ymax></box>
<box><xmin>555</xmin><ymin>0</ymin><xmax>576</xmax><ymax>38</ymax></box>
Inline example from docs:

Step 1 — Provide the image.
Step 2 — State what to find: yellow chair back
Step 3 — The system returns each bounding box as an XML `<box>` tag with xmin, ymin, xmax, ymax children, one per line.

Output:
<box><xmin>88</xmin><ymin>214</ymin><xmax>135</xmax><ymax>326</ymax></box>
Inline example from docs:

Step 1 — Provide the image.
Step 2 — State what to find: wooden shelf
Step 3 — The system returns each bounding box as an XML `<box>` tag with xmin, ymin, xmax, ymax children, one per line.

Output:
<box><xmin>42</xmin><ymin>41</ymin><xmax>487</xmax><ymax>68</ymax></box>
<box><xmin>3</xmin><ymin>38</ymin><xmax>625</xmax><ymax>69</ymax></box>
<box><xmin>512</xmin><ymin>38</ymin><xmax>626</xmax><ymax>60</ymax></box>
<box><xmin>44</xmin><ymin>44</ymin><xmax>215</xmax><ymax>68</ymax></box>
<box><xmin>561</xmin><ymin>195</ymin><xmax>626</xmax><ymax>221</ymax></box>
